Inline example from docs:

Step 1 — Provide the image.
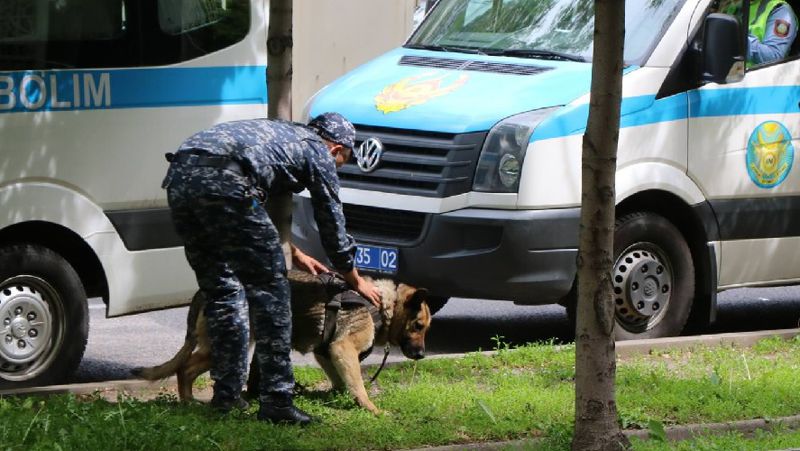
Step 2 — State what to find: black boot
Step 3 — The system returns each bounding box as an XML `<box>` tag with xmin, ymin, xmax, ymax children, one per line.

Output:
<box><xmin>210</xmin><ymin>395</ymin><xmax>250</xmax><ymax>413</ymax></box>
<box><xmin>257</xmin><ymin>395</ymin><xmax>313</xmax><ymax>425</ymax></box>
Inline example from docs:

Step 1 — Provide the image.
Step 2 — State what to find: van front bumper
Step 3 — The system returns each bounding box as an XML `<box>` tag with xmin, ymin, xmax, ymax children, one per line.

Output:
<box><xmin>291</xmin><ymin>197</ymin><xmax>580</xmax><ymax>304</ymax></box>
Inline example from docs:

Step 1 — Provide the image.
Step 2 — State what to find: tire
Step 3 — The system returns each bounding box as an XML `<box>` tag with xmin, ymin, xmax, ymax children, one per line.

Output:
<box><xmin>0</xmin><ymin>244</ymin><xmax>89</xmax><ymax>388</ymax></box>
<box><xmin>565</xmin><ymin>212</ymin><xmax>695</xmax><ymax>340</ymax></box>
<box><xmin>426</xmin><ymin>296</ymin><xmax>449</xmax><ymax>316</ymax></box>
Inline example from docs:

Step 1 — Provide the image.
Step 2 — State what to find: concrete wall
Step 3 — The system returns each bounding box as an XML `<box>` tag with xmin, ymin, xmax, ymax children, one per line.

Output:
<box><xmin>292</xmin><ymin>0</ymin><xmax>417</xmax><ymax>120</ymax></box>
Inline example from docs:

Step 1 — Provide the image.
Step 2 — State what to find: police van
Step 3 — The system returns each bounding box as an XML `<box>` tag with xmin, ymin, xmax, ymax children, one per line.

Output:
<box><xmin>293</xmin><ymin>0</ymin><xmax>800</xmax><ymax>340</ymax></box>
<box><xmin>0</xmin><ymin>0</ymin><xmax>415</xmax><ymax>388</ymax></box>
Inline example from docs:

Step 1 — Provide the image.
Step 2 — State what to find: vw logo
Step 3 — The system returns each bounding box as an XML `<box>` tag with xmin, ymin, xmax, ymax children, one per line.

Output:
<box><xmin>355</xmin><ymin>137</ymin><xmax>384</xmax><ymax>173</ymax></box>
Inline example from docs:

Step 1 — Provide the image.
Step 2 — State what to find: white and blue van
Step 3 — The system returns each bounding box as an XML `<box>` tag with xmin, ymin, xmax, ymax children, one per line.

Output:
<box><xmin>0</xmin><ymin>0</ymin><xmax>414</xmax><ymax>388</ymax></box>
<box><xmin>292</xmin><ymin>0</ymin><xmax>800</xmax><ymax>339</ymax></box>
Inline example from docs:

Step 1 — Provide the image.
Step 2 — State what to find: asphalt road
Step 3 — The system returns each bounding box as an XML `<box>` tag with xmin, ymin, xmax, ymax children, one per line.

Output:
<box><xmin>71</xmin><ymin>285</ymin><xmax>800</xmax><ymax>384</ymax></box>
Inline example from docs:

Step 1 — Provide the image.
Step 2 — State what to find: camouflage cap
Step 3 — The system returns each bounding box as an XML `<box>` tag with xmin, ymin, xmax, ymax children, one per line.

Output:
<box><xmin>308</xmin><ymin>112</ymin><xmax>356</xmax><ymax>149</ymax></box>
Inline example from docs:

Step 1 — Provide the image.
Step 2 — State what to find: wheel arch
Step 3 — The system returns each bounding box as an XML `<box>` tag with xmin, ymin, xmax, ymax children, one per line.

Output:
<box><xmin>616</xmin><ymin>189</ymin><xmax>718</xmax><ymax>329</ymax></box>
<box><xmin>0</xmin><ymin>221</ymin><xmax>109</xmax><ymax>303</ymax></box>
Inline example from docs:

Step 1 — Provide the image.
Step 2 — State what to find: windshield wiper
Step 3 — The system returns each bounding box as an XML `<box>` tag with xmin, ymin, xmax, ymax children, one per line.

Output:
<box><xmin>405</xmin><ymin>43</ymin><xmax>487</xmax><ymax>55</ymax></box>
<box><xmin>487</xmin><ymin>49</ymin><xmax>587</xmax><ymax>62</ymax></box>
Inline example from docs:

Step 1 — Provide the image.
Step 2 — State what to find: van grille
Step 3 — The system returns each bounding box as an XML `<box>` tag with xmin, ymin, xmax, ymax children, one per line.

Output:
<box><xmin>339</xmin><ymin>126</ymin><xmax>487</xmax><ymax>198</ymax></box>
<box><xmin>343</xmin><ymin>204</ymin><xmax>427</xmax><ymax>245</ymax></box>
<box><xmin>399</xmin><ymin>55</ymin><xmax>551</xmax><ymax>76</ymax></box>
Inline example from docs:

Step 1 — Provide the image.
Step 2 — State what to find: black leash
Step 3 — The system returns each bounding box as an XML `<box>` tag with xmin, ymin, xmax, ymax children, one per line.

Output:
<box><xmin>369</xmin><ymin>344</ymin><xmax>391</xmax><ymax>384</ymax></box>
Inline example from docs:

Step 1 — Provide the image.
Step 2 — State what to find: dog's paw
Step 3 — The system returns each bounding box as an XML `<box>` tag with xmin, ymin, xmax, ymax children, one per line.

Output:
<box><xmin>370</xmin><ymin>407</ymin><xmax>391</xmax><ymax>417</ymax></box>
<box><xmin>314</xmin><ymin>380</ymin><xmax>338</xmax><ymax>392</ymax></box>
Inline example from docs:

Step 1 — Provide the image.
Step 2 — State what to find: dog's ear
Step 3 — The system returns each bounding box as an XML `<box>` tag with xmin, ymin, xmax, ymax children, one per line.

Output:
<box><xmin>408</xmin><ymin>288</ymin><xmax>428</xmax><ymax>310</ymax></box>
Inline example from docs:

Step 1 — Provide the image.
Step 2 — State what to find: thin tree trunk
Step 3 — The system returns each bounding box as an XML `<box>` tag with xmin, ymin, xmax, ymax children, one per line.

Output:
<box><xmin>247</xmin><ymin>0</ymin><xmax>295</xmax><ymax>398</ymax></box>
<box><xmin>266</xmin><ymin>0</ymin><xmax>293</xmax><ymax>267</ymax></box>
<box><xmin>267</xmin><ymin>0</ymin><xmax>292</xmax><ymax>120</ymax></box>
<box><xmin>572</xmin><ymin>1</ymin><xmax>629</xmax><ymax>450</ymax></box>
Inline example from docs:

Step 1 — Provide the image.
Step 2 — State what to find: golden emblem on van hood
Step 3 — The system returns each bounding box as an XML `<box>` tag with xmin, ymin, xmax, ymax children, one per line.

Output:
<box><xmin>746</xmin><ymin>121</ymin><xmax>794</xmax><ymax>188</ymax></box>
<box><xmin>374</xmin><ymin>72</ymin><xmax>468</xmax><ymax>114</ymax></box>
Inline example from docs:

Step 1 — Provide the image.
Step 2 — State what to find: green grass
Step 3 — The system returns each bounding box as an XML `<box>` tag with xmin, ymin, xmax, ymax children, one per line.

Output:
<box><xmin>2</xmin><ymin>336</ymin><xmax>800</xmax><ymax>450</ymax></box>
<box><xmin>631</xmin><ymin>427</ymin><xmax>800</xmax><ymax>450</ymax></box>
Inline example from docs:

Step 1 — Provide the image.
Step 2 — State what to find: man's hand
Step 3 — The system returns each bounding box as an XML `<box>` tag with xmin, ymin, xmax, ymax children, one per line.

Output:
<box><xmin>342</xmin><ymin>268</ymin><xmax>382</xmax><ymax>308</ymax></box>
<box><xmin>291</xmin><ymin>245</ymin><xmax>329</xmax><ymax>275</ymax></box>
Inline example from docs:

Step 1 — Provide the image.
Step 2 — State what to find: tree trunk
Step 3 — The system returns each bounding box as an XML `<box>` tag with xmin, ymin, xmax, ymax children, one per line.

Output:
<box><xmin>247</xmin><ymin>0</ymin><xmax>295</xmax><ymax>399</ymax></box>
<box><xmin>266</xmin><ymin>0</ymin><xmax>293</xmax><ymax>267</ymax></box>
<box><xmin>572</xmin><ymin>1</ymin><xmax>629</xmax><ymax>450</ymax></box>
<box><xmin>267</xmin><ymin>0</ymin><xmax>292</xmax><ymax>120</ymax></box>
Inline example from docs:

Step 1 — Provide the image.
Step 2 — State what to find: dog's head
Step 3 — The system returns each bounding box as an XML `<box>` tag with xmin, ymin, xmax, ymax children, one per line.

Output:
<box><xmin>393</xmin><ymin>285</ymin><xmax>432</xmax><ymax>360</ymax></box>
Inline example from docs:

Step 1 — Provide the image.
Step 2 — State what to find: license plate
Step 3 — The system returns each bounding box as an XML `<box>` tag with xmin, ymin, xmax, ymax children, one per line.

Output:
<box><xmin>355</xmin><ymin>245</ymin><xmax>398</xmax><ymax>274</ymax></box>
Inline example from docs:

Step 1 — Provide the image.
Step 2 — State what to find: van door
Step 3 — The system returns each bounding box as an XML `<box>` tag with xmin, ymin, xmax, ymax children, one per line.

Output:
<box><xmin>688</xmin><ymin>24</ymin><xmax>800</xmax><ymax>288</ymax></box>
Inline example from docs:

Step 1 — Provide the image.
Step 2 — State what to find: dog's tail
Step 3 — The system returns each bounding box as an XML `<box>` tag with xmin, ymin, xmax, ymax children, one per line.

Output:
<box><xmin>131</xmin><ymin>336</ymin><xmax>196</xmax><ymax>380</ymax></box>
<box><xmin>130</xmin><ymin>291</ymin><xmax>205</xmax><ymax>380</ymax></box>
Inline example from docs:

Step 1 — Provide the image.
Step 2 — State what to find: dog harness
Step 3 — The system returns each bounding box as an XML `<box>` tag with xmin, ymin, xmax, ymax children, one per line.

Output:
<box><xmin>315</xmin><ymin>272</ymin><xmax>384</xmax><ymax>362</ymax></box>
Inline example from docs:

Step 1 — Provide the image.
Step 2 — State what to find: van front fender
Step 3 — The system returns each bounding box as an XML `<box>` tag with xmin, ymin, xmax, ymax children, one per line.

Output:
<box><xmin>616</xmin><ymin>162</ymin><xmax>706</xmax><ymax>207</ymax></box>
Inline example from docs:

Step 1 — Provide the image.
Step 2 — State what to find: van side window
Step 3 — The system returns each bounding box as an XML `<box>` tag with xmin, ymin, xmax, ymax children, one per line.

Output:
<box><xmin>143</xmin><ymin>0</ymin><xmax>250</xmax><ymax>66</ymax></box>
<box><xmin>0</xmin><ymin>0</ymin><xmax>126</xmax><ymax>42</ymax></box>
<box><xmin>0</xmin><ymin>0</ymin><xmax>249</xmax><ymax>71</ymax></box>
<box><xmin>0</xmin><ymin>0</ymin><xmax>128</xmax><ymax>70</ymax></box>
<box><xmin>159</xmin><ymin>0</ymin><xmax>229</xmax><ymax>34</ymax></box>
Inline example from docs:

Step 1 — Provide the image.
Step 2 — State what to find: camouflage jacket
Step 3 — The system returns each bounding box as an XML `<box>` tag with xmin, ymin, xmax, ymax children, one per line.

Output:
<box><xmin>176</xmin><ymin>118</ymin><xmax>355</xmax><ymax>272</ymax></box>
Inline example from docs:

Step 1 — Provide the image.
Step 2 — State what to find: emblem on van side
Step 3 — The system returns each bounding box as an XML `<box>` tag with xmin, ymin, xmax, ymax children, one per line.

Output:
<box><xmin>355</xmin><ymin>137</ymin><xmax>384</xmax><ymax>172</ymax></box>
<box><xmin>746</xmin><ymin>121</ymin><xmax>794</xmax><ymax>189</ymax></box>
<box><xmin>374</xmin><ymin>72</ymin><xmax>468</xmax><ymax>114</ymax></box>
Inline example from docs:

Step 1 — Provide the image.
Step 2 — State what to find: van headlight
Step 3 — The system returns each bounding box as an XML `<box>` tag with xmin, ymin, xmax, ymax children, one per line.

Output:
<box><xmin>473</xmin><ymin>108</ymin><xmax>558</xmax><ymax>192</ymax></box>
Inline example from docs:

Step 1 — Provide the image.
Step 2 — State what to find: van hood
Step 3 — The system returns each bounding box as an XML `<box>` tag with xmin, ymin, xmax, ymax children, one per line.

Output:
<box><xmin>308</xmin><ymin>48</ymin><xmax>595</xmax><ymax>134</ymax></box>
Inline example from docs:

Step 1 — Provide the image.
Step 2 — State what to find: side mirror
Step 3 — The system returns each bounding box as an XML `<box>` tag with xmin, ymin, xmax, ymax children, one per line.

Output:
<box><xmin>702</xmin><ymin>13</ymin><xmax>745</xmax><ymax>84</ymax></box>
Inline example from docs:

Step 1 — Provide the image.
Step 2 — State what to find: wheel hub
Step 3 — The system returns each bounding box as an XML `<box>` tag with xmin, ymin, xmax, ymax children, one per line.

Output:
<box><xmin>613</xmin><ymin>248</ymin><xmax>671</xmax><ymax>329</ymax></box>
<box><xmin>10</xmin><ymin>317</ymin><xmax>28</xmax><ymax>339</ymax></box>
<box><xmin>0</xmin><ymin>285</ymin><xmax>53</xmax><ymax>365</ymax></box>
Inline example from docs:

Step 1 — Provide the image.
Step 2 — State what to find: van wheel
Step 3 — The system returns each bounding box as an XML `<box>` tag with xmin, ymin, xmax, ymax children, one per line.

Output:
<box><xmin>0</xmin><ymin>244</ymin><xmax>89</xmax><ymax>388</ymax></box>
<box><xmin>565</xmin><ymin>212</ymin><xmax>694</xmax><ymax>340</ymax></box>
<box><xmin>612</xmin><ymin>213</ymin><xmax>694</xmax><ymax>339</ymax></box>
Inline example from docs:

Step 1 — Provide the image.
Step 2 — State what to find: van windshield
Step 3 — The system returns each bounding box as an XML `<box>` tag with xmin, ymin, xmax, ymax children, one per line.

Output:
<box><xmin>408</xmin><ymin>0</ymin><xmax>685</xmax><ymax>64</ymax></box>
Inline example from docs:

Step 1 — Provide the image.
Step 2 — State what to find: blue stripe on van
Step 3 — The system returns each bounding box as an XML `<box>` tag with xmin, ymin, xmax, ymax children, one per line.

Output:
<box><xmin>532</xmin><ymin>85</ymin><xmax>800</xmax><ymax>142</ymax></box>
<box><xmin>0</xmin><ymin>66</ymin><xmax>267</xmax><ymax>113</ymax></box>
<box><xmin>688</xmin><ymin>85</ymin><xmax>800</xmax><ymax>117</ymax></box>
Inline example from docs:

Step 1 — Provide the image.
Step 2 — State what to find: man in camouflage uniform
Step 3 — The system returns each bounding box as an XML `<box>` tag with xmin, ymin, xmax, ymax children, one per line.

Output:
<box><xmin>162</xmin><ymin>112</ymin><xmax>381</xmax><ymax>425</ymax></box>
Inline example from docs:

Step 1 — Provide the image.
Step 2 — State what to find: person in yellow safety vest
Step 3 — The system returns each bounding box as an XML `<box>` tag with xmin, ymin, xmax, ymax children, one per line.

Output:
<box><xmin>720</xmin><ymin>0</ymin><xmax>798</xmax><ymax>65</ymax></box>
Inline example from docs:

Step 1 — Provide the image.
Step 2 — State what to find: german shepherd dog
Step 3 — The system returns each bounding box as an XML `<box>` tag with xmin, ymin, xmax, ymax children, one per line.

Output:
<box><xmin>133</xmin><ymin>269</ymin><xmax>431</xmax><ymax>415</ymax></box>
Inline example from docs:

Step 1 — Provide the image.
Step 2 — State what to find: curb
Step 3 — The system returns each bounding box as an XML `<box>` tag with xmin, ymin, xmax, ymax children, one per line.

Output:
<box><xmin>615</xmin><ymin>328</ymin><xmax>800</xmax><ymax>357</ymax></box>
<box><xmin>410</xmin><ymin>416</ymin><xmax>800</xmax><ymax>451</ymax></box>
<box><xmin>2</xmin><ymin>328</ymin><xmax>798</xmax><ymax>398</ymax></box>
<box><xmin>624</xmin><ymin>414</ymin><xmax>800</xmax><ymax>442</ymax></box>
<box><xmin>2</xmin><ymin>329</ymin><xmax>799</xmax><ymax>449</ymax></box>
<box><xmin>0</xmin><ymin>377</ymin><xmax>179</xmax><ymax>398</ymax></box>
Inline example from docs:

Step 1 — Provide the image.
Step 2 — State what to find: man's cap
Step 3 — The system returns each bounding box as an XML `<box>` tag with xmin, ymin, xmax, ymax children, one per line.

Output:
<box><xmin>308</xmin><ymin>112</ymin><xmax>356</xmax><ymax>149</ymax></box>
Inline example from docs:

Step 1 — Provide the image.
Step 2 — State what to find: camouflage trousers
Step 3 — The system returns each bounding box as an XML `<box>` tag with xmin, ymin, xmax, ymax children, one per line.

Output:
<box><xmin>167</xmin><ymin>166</ymin><xmax>294</xmax><ymax>404</ymax></box>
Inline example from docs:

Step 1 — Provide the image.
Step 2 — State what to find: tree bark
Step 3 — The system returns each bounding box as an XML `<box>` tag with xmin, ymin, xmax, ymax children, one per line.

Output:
<box><xmin>267</xmin><ymin>0</ymin><xmax>293</xmax><ymax>120</ymax></box>
<box><xmin>266</xmin><ymin>0</ymin><xmax>294</xmax><ymax>267</ymax></box>
<box><xmin>572</xmin><ymin>1</ymin><xmax>630</xmax><ymax>450</ymax></box>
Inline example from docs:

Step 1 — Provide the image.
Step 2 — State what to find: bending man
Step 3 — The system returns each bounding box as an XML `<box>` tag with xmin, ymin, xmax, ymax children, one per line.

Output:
<box><xmin>162</xmin><ymin>112</ymin><xmax>381</xmax><ymax>425</ymax></box>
